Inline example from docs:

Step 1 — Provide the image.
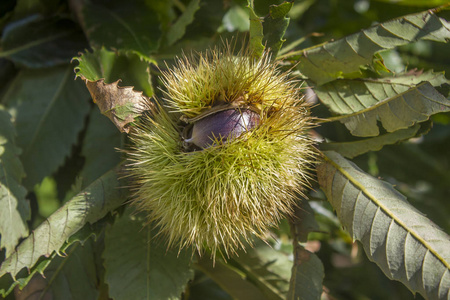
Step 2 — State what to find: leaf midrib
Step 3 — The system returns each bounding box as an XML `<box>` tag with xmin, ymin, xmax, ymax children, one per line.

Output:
<box><xmin>102</xmin><ymin>8</ymin><xmax>145</xmax><ymax>54</ymax></box>
<box><xmin>324</xmin><ymin>82</ymin><xmax>449</xmax><ymax>122</ymax></box>
<box><xmin>22</xmin><ymin>67</ymin><xmax>71</xmax><ymax>159</ymax></box>
<box><xmin>0</xmin><ymin>30</ymin><xmax>75</xmax><ymax>58</ymax></box>
<box><xmin>323</xmin><ymin>153</ymin><xmax>450</xmax><ymax>271</ymax></box>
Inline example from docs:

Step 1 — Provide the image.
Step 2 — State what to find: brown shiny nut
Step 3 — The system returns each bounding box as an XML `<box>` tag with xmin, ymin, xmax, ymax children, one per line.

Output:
<box><xmin>184</xmin><ymin>108</ymin><xmax>260</xmax><ymax>149</ymax></box>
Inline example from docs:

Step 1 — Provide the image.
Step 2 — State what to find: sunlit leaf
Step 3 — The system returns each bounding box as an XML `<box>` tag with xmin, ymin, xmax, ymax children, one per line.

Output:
<box><xmin>0</xmin><ymin>108</ymin><xmax>29</xmax><ymax>257</ymax></box>
<box><xmin>17</xmin><ymin>241</ymin><xmax>99</xmax><ymax>300</ymax></box>
<box><xmin>317</xmin><ymin>151</ymin><xmax>450</xmax><ymax>299</ymax></box>
<box><xmin>373</xmin><ymin>0</ymin><xmax>450</xmax><ymax>6</ymax></box>
<box><xmin>248</xmin><ymin>1</ymin><xmax>264</xmax><ymax>58</ymax></box>
<box><xmin>328</xmin><ymin>82</ymin><xmax>450</xmax><ymax>137</ymax></box>
<box><xmin>73</xmin><ymin>48</ymin><xmax>151</xmax><ymax>133</ymax></box>
<box><xmin>221</xmin><ymin>4</ymin><xmax>250</xmax><ymax>32</ymax></box>
<box><xmin>0</xmin><ymin>218</ymin><xmax>109</xmax><ymax>298</ymax></box>
<box><xmin>0</xmin><ymin>166</ymin><xmax>127</xmax><ymax>282</ymax></box>
<box><xmin>3</xmin><ymin>65</ymin><xmax>90</xmax><ymax>189</ymax></box>
<box><xmin>315</xmin><ymin>70</ymin><xmax>450</xmax><ymax>115</ymax></box>
<box><xmin>85</xmin><ymin>78</ymin><xmax>148</xmax><ymax>133</ymax></box>
<box><xmin>73</xmin><ymin>47</ymin><xmax>154</xmax><ymax>97</ymax></box>
<box><xmin>292</xmin><ymin>9</ymin><xmax>450</xmax><ymax>85</ymax></box>
<box><xmin>166</xmin><ymin>0</ymin><xmax>200</xmax><ymax>46</ymax></box>
<box><xmin>320</xmin><ymin>123</ymin><xmax>423</xmax><ymax>158</ymax></box>
<box><xmin>103</xmin><ymin>207</ymin><xmax>194</xmax><ymax>300</ymax></box>
<box><xmin>262</xmin><ymin>1</ymin><xmax>293</xmax><ymax>57</ymax></box>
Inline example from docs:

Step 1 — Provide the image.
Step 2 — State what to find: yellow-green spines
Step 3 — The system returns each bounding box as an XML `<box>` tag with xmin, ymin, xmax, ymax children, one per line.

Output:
<box><xmin>127</xmin><ymin>46</ymin><xmax>316</xmax><ymax>257</ymax></box>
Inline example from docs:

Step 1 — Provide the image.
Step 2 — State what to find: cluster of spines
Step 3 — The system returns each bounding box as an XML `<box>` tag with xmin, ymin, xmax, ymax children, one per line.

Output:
<box><xmin>127</xmin><ymin>46</ymin><xmax>316</xmax><ymax>258</ymax></box>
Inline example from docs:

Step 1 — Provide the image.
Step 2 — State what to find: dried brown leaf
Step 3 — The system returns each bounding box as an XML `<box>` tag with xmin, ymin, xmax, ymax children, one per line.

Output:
<box><xmin>83</xmin><ymin>78</ymin><xmax>149</xmax><ymax>133</ymax></box>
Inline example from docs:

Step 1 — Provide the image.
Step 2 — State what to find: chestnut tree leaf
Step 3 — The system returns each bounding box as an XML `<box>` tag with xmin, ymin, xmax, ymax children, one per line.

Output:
<box><xmin>18</xmin><ymin>241</ymin><xmax>99</xmax><ymax>300</ymax></box>
<box><xmin>73</xmin><ymin>48</ymin><xmax>154</xmax><ymax>97</ymax></box>
<box><xmin>287</xmin><ymin>201</ymin><xmax>324</xmax><ymax>300</ymax></box>
<box><xmin>195</xmin><ymin>256</ymin><xmax>266</xmax><ymax>300</ymax></box>
<box><xmin>84</xmin><ymin>78</ymin><xmax>148</xmax><ymax>133</ymax></box>
<box><xmin>79</xmin><ymin>107</ymin><xmax>123</xmax><ymax>188</ymax></box>
<box><xmin>290</xmin><ymin>200</ymin><xmax>321</xmax><ymax>243</ymax></box>
<box><xmin>0</xmin><ymin>15</ymin><xmax>87</xmax><ymax>68</ymax></box>
<box><xmin>247</xmin><ymin>1</ymin><xmax>265</xmax><ymax>58</ymax></box>
<box><xmin>317</xmin><ymin>151</ymin><xmax>450</xmax><ymax>299</ymax></box>
<box><xmin>0</xmin><ymin>166</ymin><xmax>128</xmax><ymax>286</ymax></box>
<box><xmin>291</xmin><ymin>9</ymin><xmax>450</xmax><ymax>85</ymax></box>
<box><xmin>3</xmin><ymin>65</ymin><xmax>90</xmax><ymax>189</ymax></box>
<box><xmin>0</xmin><ymin>108</ymin><xmax>30</xmax><ymax>257</ymax></box>
<box><xmin>320</xmin><ymin>123</ymin><xmax>423</xmax><ymax>159</ymax></box>
<box><xmin>166</xmin><ymin>0</ymin><xmax>201</xmax><ymax>46</ymax></box>
<box><xmin>327</xmin><ymin>82</ymin><xmax>450</xmax><ymax>137</ymax></box>
<box><xmin>103</xmin><ymin>207</ymin><xmax>194</xmax><ymax>300</ymax></box>
<box><xmin>232</xmin><ymin>241</ymin><xmax>293</xmax><ymax>300</ymax></box>
<box><xmin>73</xmin><ymin>48</ymin><xmax>152</xmax><ymax>133</ymax></box>
<box><xmin>81</xmin><ymin>0</ymin><xmax>163</xmax><ymax>61</ymax></box>
<box><xmin>262</xmin><ymin>1</ymin><xmax>293</xmax><ymax>58</ymax></box>
<box><xmin>287</xmin><ymin>246</ymin><xmax>324</xmax><ymax>300</ymax></box>
<box><xmin>315</xmin><ymin>70</ymin><xmax>450</xmax><ymax>115</ymax></box>
<box><xmin>0</xmin><ymin>216</ymin><xmax>112</xmax><ymax>298</ymax></box>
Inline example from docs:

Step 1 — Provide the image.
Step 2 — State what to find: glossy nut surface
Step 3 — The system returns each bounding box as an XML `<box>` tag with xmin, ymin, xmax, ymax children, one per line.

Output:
<box><xmin>184</xmin><ymin>108</ymin><xmax>260</xmax><ymax>149</ymax></box>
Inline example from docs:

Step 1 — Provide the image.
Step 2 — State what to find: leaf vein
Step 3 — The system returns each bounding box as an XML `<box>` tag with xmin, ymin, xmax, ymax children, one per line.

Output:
<box><xmin>0</xmin><ymin>30</ymin><xmax>74</xmax><ymax>58</ymax></box>
<box><xmin>324</xmin><ymin>155</ymin><xmax>450</xmax><ymax>273</ymax></box>
<box><xmin>107</xmin><ymin>10</ymin><xmax>145</xmax><ymax>53</ymax></box>
<box><xmin>22</xmin><ymin>67</ymin><xmax>71</xmax><ymax>159</ymax></box>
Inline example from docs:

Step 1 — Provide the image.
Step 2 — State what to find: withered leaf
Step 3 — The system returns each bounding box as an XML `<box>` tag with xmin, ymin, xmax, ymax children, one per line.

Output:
<box><xmin>83</xmin><ymin>78</ymin><xmax>148</xmax><ymax>133</ymax></box>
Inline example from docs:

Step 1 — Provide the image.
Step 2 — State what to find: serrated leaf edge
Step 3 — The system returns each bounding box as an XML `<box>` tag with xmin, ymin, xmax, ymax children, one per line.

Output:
<box><xmin>321</xmin><ymin>153</ymin><xmax>450</xmax><ymax>273</ymax></box>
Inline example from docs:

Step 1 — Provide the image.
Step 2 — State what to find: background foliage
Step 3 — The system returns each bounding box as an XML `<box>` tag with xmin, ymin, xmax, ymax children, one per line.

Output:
<box><xmin>0</xmin><ymin>0</ymin><xmax>450</xmax><ymax>299</ymax></box>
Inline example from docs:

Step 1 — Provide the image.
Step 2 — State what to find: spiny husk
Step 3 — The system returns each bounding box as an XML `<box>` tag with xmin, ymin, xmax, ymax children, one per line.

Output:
<box><xmin>126</xmin><ymin>46</ymin><xmax>316</xmax><ymax>258</ymax></box>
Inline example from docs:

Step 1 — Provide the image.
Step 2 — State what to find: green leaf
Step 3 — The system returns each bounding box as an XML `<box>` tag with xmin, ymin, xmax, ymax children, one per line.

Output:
<box><xmin>81</xmin><ymin>0</ymin><xmax>163</xmax><ymax>61</ymax></box>
<box><xmin>290</xmin><ymin>200</ymin><xmax>320</xmax><ymax>243</ymax></box>
<box><xmin>187</xmin><ymin>272</ymin><xmax>233</xmax><ymax>300</ymax></box>
<box><xmin>73</xmin><ymin>47</ymin><xmax>154</xmax><ymax>97</ymax></box>
<box><xmin>0</xmin><ymin>15</ymin><xmax>87</xmax><ymax>68</ymax></box>
<box><xmin>0</xmin><ymin>166</ymin><xmax>127</xmax><ymax>281</ymax></box>
<box><xmin>79</xmin><ymin>108</ymin><xmax>123</xmax><ymax>188</ymax></box>
<box><xmin>24</xmin><ymin>241</ymin><xmax>99</xmax><ymax>300</ymax></box>
<box><xmin>34</xmin><ymin>176</ymin><xmax>60</xmax><ymax>218</ymax></box>
<box><xmin>327</xmin><ymin>82</ymin><xmax>450</xmax><ymax>137</ymax></box>
<box><xmin>315</xmin><ymin>70</ymin><xmax>450</xmax><ymax>115</ymax></box>
<box><xmin>247</xmin><ymin>1</ymin><xmax>265</xmax><ymax>58</ymax></box>
<box><xmin>373</xmin><ymin>0</ymin><xmax>450</xmax><ymax>6</ymax></box>
<box><xmin>9</xmin><ymin>0</ymin><xmax>60</xmax><ymax>20</ymax></box>
<box><xmin>288</xmin><ymin>202</ymin><xmax>324</xmax><ymax>300</ymax></box>
<box><xmin>3</xmin><ymin>65</ymin><xmax>90</xmax><ymax>189</ymax></box>
<box><xmin>232</xmin><ymin>241</ymin><xmax>293</xmax><ymax>300</ymax></box>
<box><xmin>320</xmin><ymin>123</ymin><xmax>422</xmax><ymax>158</ymax></box>
<box><xmin>103</xmin><ymin>207</ymin><xmax>194</xmax><ymax>300</ymax></box>
<box><xmin>195</xmin><ymin>257</ymin><xmax>265</xmax><ymax>300</ymax></box>
<box><xmin>0</xmin><ymin>107</ymin><xmax>29</xmax><ymax>257</ymax></box>
<box><xmin>0</xmin><ymin>218</ymin><xmax>108</xmax><ymax>298</ymax></box>
<box><xmin>73</xmin><ymin>48</ymin><xmax>151</xmax><ymax>133</ymax></box>
<box><xmin>263</xmin><ymin>1</ymin><xmax>293</xmax><ymax>57</ymax></box>
<box><xmin>293</xmin><ymin>9</ymin><xmax>450</xmax><ymax>85</ymax></box>
<box><xmin>317</xmin><ymin>151</ymin><xmax>450</xmax><ymax>299</ymax></box>
<box><xmin>166</xmin><ymin>0</ymin><xmax>200</xmax><ymax>46</ymax></box>
<box><xmin>221</xmin><ymin>4</ymin><xmax>250</xmax><ymax>32</ymax></box>
<box><xmin>287</xmin><ymin>246</ymin><xmax>324</xmax><ymax>300</ymax></box>
<box><xmin>81</xmin><ymin>78</ymin><xmax>148</xmax><ymax>133</ymax></box>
